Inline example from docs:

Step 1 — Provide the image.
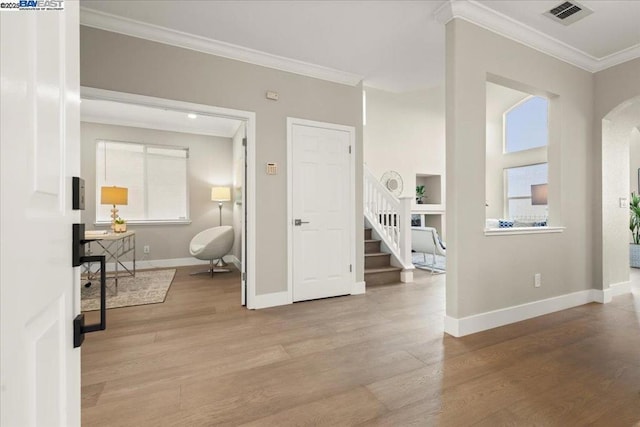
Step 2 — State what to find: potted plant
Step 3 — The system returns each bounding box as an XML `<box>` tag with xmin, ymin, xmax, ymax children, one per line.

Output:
<box><xmin>630</xmin><ymin>193</ymin><xmax>640</xmax><ymax>267</ymax></box>
<box><xmin>416</xmin><ymin>185</ymin><xmax>425</xmax><ymax>204</ymax></box>
<box><xmin>114</xmin><ymin>217</ymin><xmax>127</xmax><ymax>233</ymax></box>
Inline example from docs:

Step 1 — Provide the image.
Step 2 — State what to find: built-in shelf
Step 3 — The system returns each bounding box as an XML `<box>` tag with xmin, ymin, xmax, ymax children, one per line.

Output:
<box><xmin>413</xmin><ymin>173</ymin><xmax>445</xmax><ymax>237</ymax></box>
<box><xmin>415</xmin><ymin>174</ymin><xmax>441</xmax><ymax>205</ymax></box>
<box><xmin>412</xmin><ymin>204</ymin><xmax>445</xmax><ymax>213</ymax></box>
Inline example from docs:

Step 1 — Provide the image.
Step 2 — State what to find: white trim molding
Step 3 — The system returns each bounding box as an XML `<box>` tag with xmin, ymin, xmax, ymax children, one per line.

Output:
<box><xmin>80</xmin><ymin>7</ymin><xmax>363</xmax><ymax>87</ymax></box>
<box><xmin>434</xmin><ymin>0</ymin><xmax>640</xmax><ymax>73</ymax></box>
<box><xmin>250</xmin><ymin>291</ymin><xmax>291</xmax><ymax>310</ymax></box>
<box><xmin>592</xmin><ymin>280</ymin><xmax>631</xmax><ymax>303</ymax></box>
<box><xmin>444</xmin><ymin>286</ymin><xmax>632</xmax><ymax>337</ymax></box>
<box><xmin>484</xmin><ymin>226</ymin><xmax>565</xmax><ymax>236</ymax></box>
<box><xmin>352</xmin><ymin>281</ymin><xmax>366</xmax><ymax>295</ymax></box>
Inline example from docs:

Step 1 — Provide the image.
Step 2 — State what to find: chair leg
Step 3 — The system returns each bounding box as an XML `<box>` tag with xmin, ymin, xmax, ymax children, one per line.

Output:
<box><xmin>210</xmin><ymin>259</ymin><xmax>214</xmax><ymax>277</ymax></box>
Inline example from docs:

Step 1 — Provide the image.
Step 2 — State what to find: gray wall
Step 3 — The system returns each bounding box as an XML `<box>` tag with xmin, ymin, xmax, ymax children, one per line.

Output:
<box><xmin>446</xmin><ymin>19</ymin><xmax>594</xmax><ymax>319</ymax></box>
<box><xmin>81</xmin><ymin>122</ymin><xmax>233</xmax><ymax>260</ymax></box>
<box><xmin>80</xmin><ymin>27</ymin><xmax>364</xmax><ymax>296</ymax></box>
<box><xmin>363</xmin><ymin>86</ymin><xmax>446</xmax><ymax>199</ymax></box>
<box><xmin>593</xmin><ymin>58</ymin><xmax>640</xmax><ymax>290</ymax></box>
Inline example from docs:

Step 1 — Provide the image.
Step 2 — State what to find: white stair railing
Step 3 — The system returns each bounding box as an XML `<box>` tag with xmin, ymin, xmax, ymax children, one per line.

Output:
<box><xmin>364</xmin><ymin>166</ymin><xmax>413</xmax><ymax>271</ymax></box>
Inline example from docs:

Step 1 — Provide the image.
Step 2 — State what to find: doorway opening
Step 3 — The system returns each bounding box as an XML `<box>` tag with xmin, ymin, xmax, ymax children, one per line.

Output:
<box><xmin>79</xmin><ymin>88</ymin><xmax>256</xmax><ymax>307</ymax></box>
<box><xmin>601</xmin><ymin>95</ymin><xmax>640</xmax><ymax>297</ymax></box>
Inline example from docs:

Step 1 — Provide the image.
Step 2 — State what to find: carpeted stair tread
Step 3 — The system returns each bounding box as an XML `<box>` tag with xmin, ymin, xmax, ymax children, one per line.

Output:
<box><xmin>365</xmin><ymin>252</ymin><xmax>389</xmax><ymax>257</ymax></box>
<box><xmin>364</xmin><ymin>239</ymin><xmax>381</xmax><ymax>243</ymax></box>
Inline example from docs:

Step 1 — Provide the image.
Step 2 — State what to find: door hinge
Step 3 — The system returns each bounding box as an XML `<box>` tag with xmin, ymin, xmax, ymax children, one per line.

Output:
<box><xmin>349</xmin><ymin>264</ymin><xmax>352</xmax><ymax>273</ymax></box>
<box><xmin>242</xmin><ymin>137</ymin><xmax>247</xmax><ymax>147</ymax></box>
<box><xmin>348</xmin><ymin>145</ymin><xmax>351</xmax><ymax>154</ymax></box>
<box><xmin>242</xmin><ymin>271</ymin><xmax>246</xmax><ymax>281</ymax></box>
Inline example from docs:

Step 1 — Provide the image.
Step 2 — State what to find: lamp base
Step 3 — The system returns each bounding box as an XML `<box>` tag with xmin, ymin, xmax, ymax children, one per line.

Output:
<box><xmin>110</xmin><ymin>206</ymin><xmax>119</xmax><ymax>232</ymax></box>
<box><xmin>189</xmin><ymin>259</ymin><xmax>231</xmax><ymax>277</ymax></box>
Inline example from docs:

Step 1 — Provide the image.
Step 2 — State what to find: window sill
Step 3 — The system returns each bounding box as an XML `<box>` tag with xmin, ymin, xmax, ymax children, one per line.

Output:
<box><xmin>484</xmin><ymin>226</ymin><xmax>565</xmax><ymax>236</ymax></box>
<box><xmin>94</xmin><ymin>220</ymin><xmax>192</xmax><ymax>226</ymax></box>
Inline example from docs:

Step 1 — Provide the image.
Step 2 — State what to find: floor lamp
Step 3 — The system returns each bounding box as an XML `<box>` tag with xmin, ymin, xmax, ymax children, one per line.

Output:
<box><xmin>211</xmin><ymin>186</ymin><xmax>231</xmax><ymax>267</ymax></box>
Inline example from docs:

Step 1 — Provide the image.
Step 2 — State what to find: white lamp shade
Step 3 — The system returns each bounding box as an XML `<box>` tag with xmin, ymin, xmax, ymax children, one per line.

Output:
<box><xmin>101</xmin><ymin>186</ymin><xmax>128</xmax><ymax>205</ymax></box>
<box><xmin>211</xmin><ymin>186</ymin><xmax>231</xmax><ymax>202</ymax></box>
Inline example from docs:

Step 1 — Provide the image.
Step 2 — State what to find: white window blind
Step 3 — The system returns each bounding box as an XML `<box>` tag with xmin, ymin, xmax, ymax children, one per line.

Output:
<box><xmin>96</xmin><ymin>140</ymin><xmax>189</xmax><ymax>222</ymax></box>
<box><xmin>505</xmin><ymin>163</ymin><xmax>547</xmax><ymax>220</ymax></box>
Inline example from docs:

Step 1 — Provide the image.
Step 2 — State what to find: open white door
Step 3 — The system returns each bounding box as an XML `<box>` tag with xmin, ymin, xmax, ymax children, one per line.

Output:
<box><xmin>289</xmin><ymin>119</ymin><xmax>355</xmax><ymax>302</ymax></box>
<box><xmin>1</xmin><ymin>3</ymin><xmax>81</xmax><ymax>426</ymax></box>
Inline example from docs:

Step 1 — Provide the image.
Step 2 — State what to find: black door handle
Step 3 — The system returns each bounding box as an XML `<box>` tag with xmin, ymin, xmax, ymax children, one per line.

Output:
<box><xmin>73</xmin><ymin>254</ymin><xmax>106</xmax><ymax>348</ymax></box>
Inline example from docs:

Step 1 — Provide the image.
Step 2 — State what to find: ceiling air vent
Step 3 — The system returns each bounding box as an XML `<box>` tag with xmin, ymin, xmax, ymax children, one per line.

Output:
<box><xmin>544</xmin><ymin>1</ymin><xmax>593</xmax><ymax>26</ymax></box>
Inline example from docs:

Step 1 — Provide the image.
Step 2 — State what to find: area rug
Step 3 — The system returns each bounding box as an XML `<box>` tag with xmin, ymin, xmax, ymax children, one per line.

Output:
<box><xmin>412</xmin><ymin>252</ymin><xmax>446</xmax><ymax>273</ymax></box>
<box><xmin>81</xmin><ymin>269</ymin><xmax>176</xmax><ymax>312</ymax></box>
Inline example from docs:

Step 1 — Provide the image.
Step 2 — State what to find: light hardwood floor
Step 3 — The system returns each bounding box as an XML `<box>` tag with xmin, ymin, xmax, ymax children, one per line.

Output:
<box><xmin>81</xmin><ymin>267</ymin><xmax>640</xmax><ymax>426</ymax></box>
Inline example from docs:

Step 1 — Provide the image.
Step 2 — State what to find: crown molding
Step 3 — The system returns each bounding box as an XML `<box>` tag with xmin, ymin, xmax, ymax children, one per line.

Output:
<box><xmin>80</xmin><ymin>7</ymin><xmax>363</xmax><ymax>87</ymax></box>
<box><xmin>434</xmin><ymin>0</ymin><xmax>640</xmax><ymax>73</ymax></box>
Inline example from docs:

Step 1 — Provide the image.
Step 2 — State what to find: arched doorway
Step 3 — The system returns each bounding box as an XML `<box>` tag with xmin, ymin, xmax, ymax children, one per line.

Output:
<box><xmin>600</xmin><ymin>95</ymin><xmax>640</xmax><ymax>298</ymax></box>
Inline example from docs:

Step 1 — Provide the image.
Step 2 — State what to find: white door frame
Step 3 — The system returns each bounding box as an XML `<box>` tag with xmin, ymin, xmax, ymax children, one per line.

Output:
<box><xmin>286</xmin><ymin>117</ymin><xmax>357</xmax><ymax>304</ymax></box>
<box><xmin>80</xmin><ymin>87</ymin><xmax>258</xmax><ymax>308</ymax></box>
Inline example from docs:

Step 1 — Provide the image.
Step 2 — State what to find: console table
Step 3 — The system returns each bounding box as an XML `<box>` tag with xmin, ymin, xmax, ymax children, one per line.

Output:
<box><xmin>83</xmin><ymin>230</ymin><xmax>136</xmax><ymax>293</ymax></box>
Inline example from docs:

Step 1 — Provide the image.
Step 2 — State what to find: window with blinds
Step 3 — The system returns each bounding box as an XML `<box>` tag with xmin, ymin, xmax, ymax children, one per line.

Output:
<box><xmin>96</xmin><ymin>140</ymin><xmax>189</xmax><ymax>222</ymax></box>
<box><xmin>505</xmin><ymin>163</ymin><xmax>548</xmax><ymax>220</ymax></box>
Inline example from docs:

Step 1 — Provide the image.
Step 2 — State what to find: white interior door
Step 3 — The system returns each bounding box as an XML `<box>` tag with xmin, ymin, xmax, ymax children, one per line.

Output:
<box><xmin>1</xmin><ymin>4</ymin><xmax>81</xmax><ymax>426</ymax></box>
<box><xmin>290</xmin><ymin>119</ymin><xmax>354</xmax><ymax>302</ymax></box>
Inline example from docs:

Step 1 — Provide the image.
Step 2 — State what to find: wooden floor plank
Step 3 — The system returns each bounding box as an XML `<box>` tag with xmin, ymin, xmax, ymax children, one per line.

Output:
<box><xmin>81</xmin><ymin>265</ymin><xmax>640</xmax><ymax>426</ymax></box>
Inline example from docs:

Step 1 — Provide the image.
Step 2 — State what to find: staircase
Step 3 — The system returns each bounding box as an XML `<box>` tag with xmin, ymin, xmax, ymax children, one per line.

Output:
<box><xmin>364</xmin><ymin>227</ymin><xmax>402</xmax><ymax>286</ymax></box>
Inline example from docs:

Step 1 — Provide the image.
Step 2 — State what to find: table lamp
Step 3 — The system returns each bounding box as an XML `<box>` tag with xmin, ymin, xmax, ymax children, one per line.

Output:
<box><xmin>101</xmin><ymin>186</ymin><xmax>128</xmax><ymax>231</ymax></box>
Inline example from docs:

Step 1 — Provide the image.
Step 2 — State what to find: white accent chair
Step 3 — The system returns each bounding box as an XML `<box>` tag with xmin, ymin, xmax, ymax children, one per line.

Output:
<box><xmin>411</xmin><ymin>227</ymin><xmax>446</xmax><ymax>273</ymax></box>
<box><xmin>189</xmin><ymin>226</ymin><xmax>235</xmax><ymax>276</ymax></box>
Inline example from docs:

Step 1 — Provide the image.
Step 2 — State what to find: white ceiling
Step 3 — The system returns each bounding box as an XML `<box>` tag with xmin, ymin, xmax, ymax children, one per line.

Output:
<box><xmin>480</xmin><ymin>1</ymin><xmax>640</xmax><ymax>59</ymax></box>
<box><xmin>80</xmin><ymin>0</ymin><xmax>640</xmax><ymax>93</ymax></box>
<box><xmin>81</xmin><ymin>98</ymin><xmax>243</xmax><ymax>138</ymax></box>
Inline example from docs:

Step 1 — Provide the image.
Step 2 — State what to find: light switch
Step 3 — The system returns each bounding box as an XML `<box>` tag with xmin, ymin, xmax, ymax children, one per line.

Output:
<box><xmin>620</xmin><ymin>197</ymin><xmax>628</xmax><ymax>208</ymax></box>
<box><xmin>266</xmin><ymin>163</ymin><xmax>278</xmax><ymax>175</ymax></box>
<box><xmin>266</xmin><ymin>91</ymin><xmax>279</xmax><ymax>101</ymax></box>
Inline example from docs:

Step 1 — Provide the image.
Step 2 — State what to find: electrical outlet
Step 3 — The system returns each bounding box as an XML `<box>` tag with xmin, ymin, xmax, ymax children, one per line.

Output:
<box><xmin>534</xmin><ymin>273</ymin><xmax>541</xmax><ymax>288</ymax></box>
<box><xmin>143</xmin><ymin>245</ymin><xmax>150</xmax><ymax>254</ymax></box>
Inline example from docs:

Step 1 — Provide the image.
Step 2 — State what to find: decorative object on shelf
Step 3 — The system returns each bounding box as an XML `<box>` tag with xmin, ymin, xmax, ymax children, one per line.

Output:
<box><xmin>380</xmin><ymin>171</ymin><xmax>403</xmax><ymax>197</ymax></box>
<box><xmin>630</xmin><ymin>193</ymin><xmax>640</xmax><ymax>268</ymax></box>
<box><xmin>416</xmin><ymin>185</ymin><xmax>425</xmax><ymax>204</ymax></box>
<box><xmin>113</xmin><ymin>218</ymin><xmax>127</xmax><ymax>233</ymax></box>
<box><xmin>101</xmin><ymin>186</ymin><xmax>128</xmax><ymax>232</ymax></box>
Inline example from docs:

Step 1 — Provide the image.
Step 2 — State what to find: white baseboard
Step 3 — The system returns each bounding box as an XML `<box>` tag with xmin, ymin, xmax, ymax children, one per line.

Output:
<box><xmin>102</xmin><ymin>255</ymin><xmax>238</xmax><ymax>272</ymax></box>
<box><xmin>592</xmin><ymin>281</ymin><xmax>632</xmax><ymax>303</ymax></box>
<box><xmin>444</xmin><ymin>289</ymin><xmax>596</xmax><ymax>337</ymax></box>
<box><xmin>352</xmin><ymin>281</ymin><xmax>366</xmax><ymax>295</ymax></box>
<box><xmin>610</xmin><ymin>280</ymin><xmax>631</xmax><ymax>297</ymax></box>
<box><xmin>400</xmin><ymin>269</ymin><xmax>414</xmax><ymax>283</ymax></box>
<box><xmin>249</xmin><ymin>291</ymin><xmax>290</xmax><ymax>309</ymax></box>
<box><xmin>226</xmin><ymin>255</ymin><xmax>242</xmax><ymax>271</ymax></box>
